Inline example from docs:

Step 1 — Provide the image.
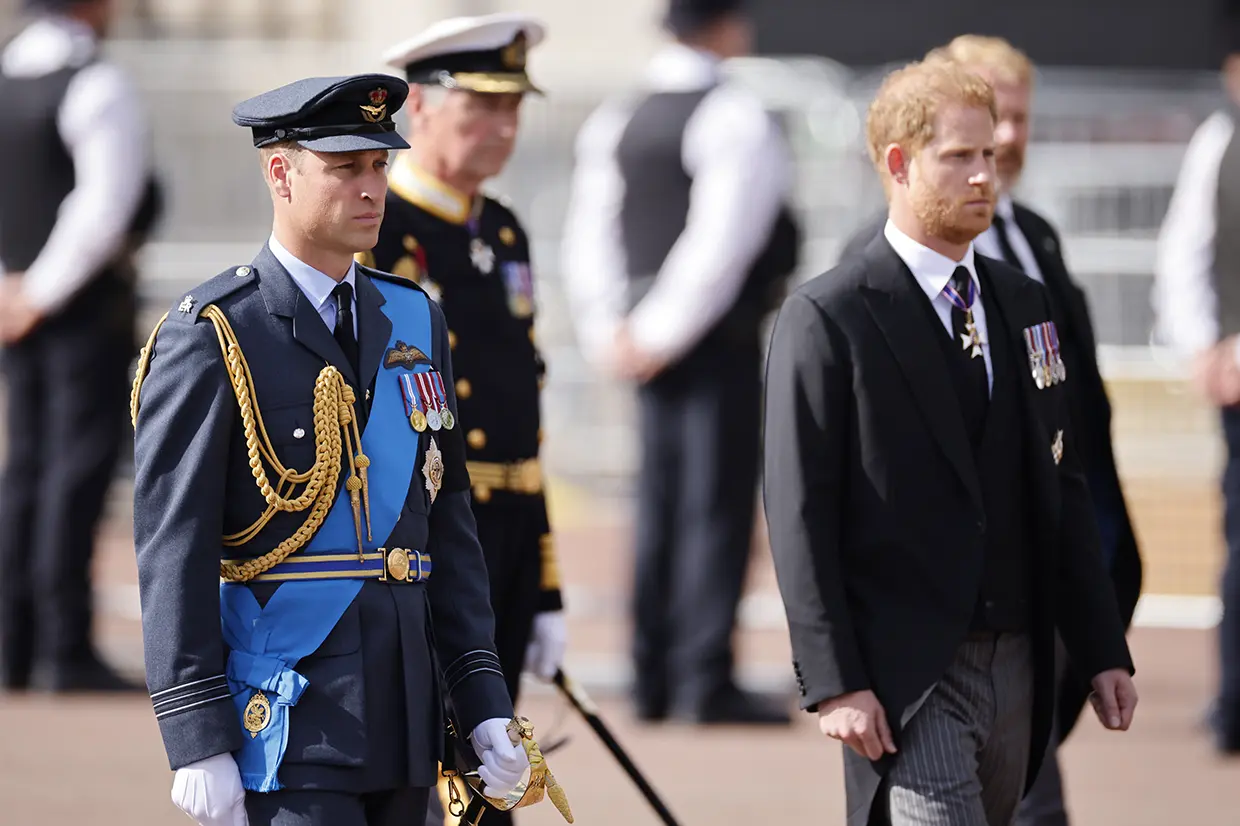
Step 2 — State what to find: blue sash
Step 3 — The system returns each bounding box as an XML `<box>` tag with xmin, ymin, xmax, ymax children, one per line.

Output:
<box><xmin>222</xmin><ymin>280</ymin><xmax>432</xmax><ymax>792</ymax></box>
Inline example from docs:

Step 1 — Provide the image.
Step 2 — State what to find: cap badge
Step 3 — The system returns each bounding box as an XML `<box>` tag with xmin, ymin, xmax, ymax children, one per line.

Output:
<box><xmin>501</xmin><ymin>31</ymin><xmax>527</xmax><ymax>70</ymax></box>
<box><xmin>360</xmin><ymin>87</ymin><xmax>389</xmax><ymax>124</ymax></box>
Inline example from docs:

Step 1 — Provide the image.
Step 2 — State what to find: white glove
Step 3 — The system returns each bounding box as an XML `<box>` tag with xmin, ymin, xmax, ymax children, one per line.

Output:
<box><xmin>170</xmin><ymin>753</ymin><xmax>249</xmax><ymax>826</ymax></box>
<box><xmin>471</xmin><ymin>717</ymin><xmax>529</xmax><ymax>798</ymax></box>
<box><xmin>524</xmin><ymin>611</ymin><xmax>567</xmax><ymax>681</ymax></box>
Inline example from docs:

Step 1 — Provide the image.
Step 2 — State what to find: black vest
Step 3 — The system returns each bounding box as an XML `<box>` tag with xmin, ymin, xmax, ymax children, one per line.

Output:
<box><xmin>0</xmin><ymin>62</ymin><xmax>80</xmax><ymax>271</ymax></box>
<box><xmin>1214</xmin><ymin>106</ymin><xmax>1240</xmax><ymax>339</ymax></box>
<box><xmin>614</xmin><ymin>86</ymin><xmax>800</xmax><ymax>350</ymax></box>
<box><xmin>0</xmin><ymin>41</ymin><xmax>161</xmax><ymax>328</ymax></box>
<box><xmin>921</xmin><ymin>267</ymin><xmax>1033</xmax><ymax>632</ymax></box>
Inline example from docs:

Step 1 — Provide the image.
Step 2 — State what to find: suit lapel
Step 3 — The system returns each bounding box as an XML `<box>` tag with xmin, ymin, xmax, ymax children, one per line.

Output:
<box><xmin>976</xmin><ymin>256</ymin><xmax>1038</xmax><ymax>397</ymax></box>
<box><xmin>859</xmin><ymin>237</ymin><xmax>983</xmax><ymax>512</ymax></box>
<box><xmin>354</xmin><ymin>272</ymin><xmax>392</xmax><ymax>398</ymax></box>
<box><xmin>977</xmin><ymin>257</ymin><xmax>1063</xmax><ymax>524</ymax></box>
<box><xmin>1013</xmin><ymin>207</ymin><xmax>1092</xmax><ymax>345</ymax></box>
<box><xmin>253</xmin><ymin>245</ymin><xmax>358</xmax><ymax>386</ymax></box>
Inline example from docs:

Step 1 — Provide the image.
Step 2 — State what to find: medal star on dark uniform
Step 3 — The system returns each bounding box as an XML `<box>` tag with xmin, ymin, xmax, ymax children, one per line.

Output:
<box><xmin>423</xmin><ymin>438</ymin><xmax>444</xmax><ymax>503</ymax></box>
<box><xmin>470</xmin><ymin>237</ymin><xmax>495</xmax><ymax>273</ymax></box>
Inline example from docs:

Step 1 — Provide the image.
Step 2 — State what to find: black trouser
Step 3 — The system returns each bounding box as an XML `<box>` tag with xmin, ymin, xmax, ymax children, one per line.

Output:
<box><xmin>426</xmin><ymin>490</ymin><xmax>544</xmax><ymax>826</ymax></box>
<box><xmin>1217</xmin><ymin>407</ymin><xmax>1240</xmax><ymax>748</ymax></box>
<box><xmin>248</xmin><ymin>787</ymin><xmax>430</xmax><ymax>825</ymax></box>
<box><xmin>631</xmin><ymin>339</ymin><xmax>761</xmax><ymax>713</ymax></box>
<box><xmin>474</xmin><ymin>491</ymin><xmax>545</xmax><ymax>708</ymax></box>
<box><xmin>0</xmin><ymin>281</ymin><xmax>132</xmax><ymax>684</ymax></box>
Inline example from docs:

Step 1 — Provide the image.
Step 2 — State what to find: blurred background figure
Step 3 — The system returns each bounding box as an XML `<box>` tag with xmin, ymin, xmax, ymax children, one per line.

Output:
<box><xmin>0</xmin><ymin>0</ymin><xmax>159</xmax><ymax>693</ymax></box>
<box><xmin>840</xmin><ymin>35</ymin><xmax>1145</xmax><ymax>826</ymax></box>
<box><xmin>366</xmin><ymin>12</ymin><xmax>568</xmax><ymax>825</ymax></box>
<box><xmin>1152</xmin><ymin>0</ymin><xmax>1240</xmax><ymax>758</ymax></box>
<box><xmin>561</xmin><ymin>0</ymin><xmax>800</xmax><ymax>725</ymax></box>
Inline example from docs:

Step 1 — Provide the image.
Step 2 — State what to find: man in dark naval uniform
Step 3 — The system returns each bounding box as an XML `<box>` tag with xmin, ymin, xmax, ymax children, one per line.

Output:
<box><xmin>0</xmin><ymin>0</ymin><xmax>160</xmax><ymax>693</ymax></box>
<box><xmin>838</xmin><ymin>36</ymin><xmax>1144</xmax><ymax>824</ymax></box>
<box><xmin>365</xmin><ymin>15</ymin><xmax>566</xmax><ymax>733</ymax></box>
<box><xmin>562</xmin><ymin>0</ymin><xmax>800</xmax><ymax>725</ymax></box>
<box><xmin>130</xmin><ymin>74</ymin><xmax>530</xmax><ymax>826</ymax></box>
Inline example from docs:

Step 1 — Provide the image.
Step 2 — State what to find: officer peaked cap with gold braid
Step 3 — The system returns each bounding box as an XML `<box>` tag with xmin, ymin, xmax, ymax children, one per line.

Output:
<box><xmin>232</xmin><ymin>74</ymin><xmax>411</xmax><ymax>152</ymax></box>
<box><xmin>383</xmin><ymin>13</ymin><xmax>546</xmax><ymax>95</ymax></box>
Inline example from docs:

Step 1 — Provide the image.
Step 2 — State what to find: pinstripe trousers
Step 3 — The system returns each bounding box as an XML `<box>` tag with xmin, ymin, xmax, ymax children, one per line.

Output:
<box><xmin>873</xmin><ymin>633</ymin><xmax>1035</xmax><ymax>826</ymax></box>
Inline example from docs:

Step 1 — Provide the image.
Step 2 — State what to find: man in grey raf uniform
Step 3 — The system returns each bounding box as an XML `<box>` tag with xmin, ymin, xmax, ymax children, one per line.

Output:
<box><xmin>130</xmin><ymin>74</ymin><xmax>528</xmax><ymax>826</ymax></box>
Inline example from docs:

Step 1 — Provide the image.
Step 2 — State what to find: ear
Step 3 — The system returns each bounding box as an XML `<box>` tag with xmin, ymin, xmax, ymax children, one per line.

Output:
<box><xmin>884</xmin><ymin>143</ymin><xmax>909</xmax><ymax>186</ymax></box>
<box><xmin>268</xmin><ymin>151</ymin><xmax>294</xmax><ymax>200</ymax></box>
<box><xmin>406</xmin><ymin>84</ymin><xmax>425</xmax><ymax>114</ymax></box>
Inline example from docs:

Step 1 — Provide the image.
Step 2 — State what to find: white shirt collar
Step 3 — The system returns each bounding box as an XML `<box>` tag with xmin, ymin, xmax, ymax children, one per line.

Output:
<box><xmin>2</xmin><ymin>15</ymin><xmax>97</xmax><ymax>78</ymax></box>
<box><xmin>994</xmin><ymin>193</ymin><xmax>1017</xmax><ymax>223</ymax></box>
<box><xmin>883</xmin><ymin>219</ymin><xmax>980</xmax><ymax>304</ymax></box>
<box><xmin>645</xmin><ymin>42</ymin><xmax>720</xmax><ymax>92</ymax></box>
<box><xmin>268</xmin><ymin>234</ymin><xmax>357</xmax><ymax>312</ymax></box>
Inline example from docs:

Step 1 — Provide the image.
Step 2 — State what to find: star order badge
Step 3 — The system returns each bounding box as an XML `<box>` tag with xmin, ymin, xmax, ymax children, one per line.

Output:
<box><xmin>423</xmin><ymin>437</ymin><xmax>444</xmax><ymax>503</ymax></box>
<box><xmin>960</xmin><ymin>320</ymin><xmax>984</xmax><ymax>359</ymax></box>
<box><xmin>1051</xmin><ymin>429</ymin><xmax>1064</xmax><ymax>465</ymax></box>
<box><xmin>470</xmin><ymin>237</ymin><xmax>495</xmax><ymax>274</ymax></box>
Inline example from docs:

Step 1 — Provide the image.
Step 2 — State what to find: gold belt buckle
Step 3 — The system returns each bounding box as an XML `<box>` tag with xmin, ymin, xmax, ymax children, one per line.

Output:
<box><xmin>384</xmin><ymin>548</ymin><xmax>410</xmax><ymax>582</ymax></box>
<box><xmin>514</xmin><ymin>459</ymin><xmax>541</xmax><ymax>493</ymax></box>
<box><xmin>380</xmin><ymin>548</ymin><xmax>429</xmax><ymax>583</ymax></box>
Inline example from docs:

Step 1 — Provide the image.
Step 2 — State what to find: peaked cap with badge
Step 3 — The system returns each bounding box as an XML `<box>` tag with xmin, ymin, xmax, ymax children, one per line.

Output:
<box><xmin>231</xmin><ymin>73</ymin><xmax>411</xmax><ymax>152</ymax></box>
<box><xmin>383</xmin><ymin>12</ymin><xmax>546</xmax><ymax>95</ymax></box>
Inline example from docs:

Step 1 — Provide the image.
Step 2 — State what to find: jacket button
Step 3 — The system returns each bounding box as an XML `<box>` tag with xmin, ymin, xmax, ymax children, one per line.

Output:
<box><xmin>467</xmin><ymin>429</ymin><xmax>487</xmax><ymax>450</ymax></box>
<box><xmin>456</xmin><ymin>378</ymin><xmax>472</xmax><ymax>400</ymax></box>
<box><xmin>448</xmin><ymin>330</ymin><xmax>458</xmax><ymax>350</ymax></box>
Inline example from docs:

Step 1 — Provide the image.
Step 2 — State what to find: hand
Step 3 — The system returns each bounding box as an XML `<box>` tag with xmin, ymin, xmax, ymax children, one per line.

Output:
<box><xmin>1089</xmin><ymin>668</ymin><xmax>1137</xmax><ymax>731</ymax></box>
<box><xmin>1192</xmin><ymin>338</ymin><xmax>1240</xmax><ymax>406</ymax></box>
<box><xmin>471</xmin><ymin>718</ymin><xmax>529</xmax><ymax>798</ymax></box>
<box><xmin>609</xmin><ymin>323</ymin><xmax>665</xmax><ymax>384</ymax></box>
<box><xmin>0</xmin><ymin>275</ymin><xmax>40</xmax><ymax>344</ymax></box>
<box><xmin>817</xmin><ymin>690</ymin><xmax>898</xmax><ymax>761</ymax></box>
<box><xmin>170</xmin><ymin>753</ymin><xmax>248</xmax><ymax>826</ymax></box>
<box><xmin>524</xmin><ymin>610</ymin><xmax>567</xmax><ymax>681</ymax></box>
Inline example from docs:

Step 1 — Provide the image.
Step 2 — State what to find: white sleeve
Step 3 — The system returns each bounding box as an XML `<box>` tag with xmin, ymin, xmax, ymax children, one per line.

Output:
<box><xmin>1152</xmin><ymin>110</ymin><xmax>1234</xmax><ymax>357</ymax></box>
<box><xmin>560</xmin><ymin>100</ymin><xmax>633</xmax><ymax>367</ymax></box>
<box><xmin>626</xmin><ymin>86</ymin><xmax>791</xmax><ymax>362</ymax></box>
<box><xmin>22</xmin><ymin>61</ymin><xmax>151</xmax><ymax>314</ymax></box>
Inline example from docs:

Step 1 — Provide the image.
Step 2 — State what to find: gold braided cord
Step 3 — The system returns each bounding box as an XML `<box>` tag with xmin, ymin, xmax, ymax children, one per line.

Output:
<box><xmin>131</xmin><ymin>312</ymin><xmax>170</xmax><ymax>430</ymax></box>
<box><xmin>129</xmin><ymin>304</ymin><xmax>373</xmax><ymax>583</ymax></box>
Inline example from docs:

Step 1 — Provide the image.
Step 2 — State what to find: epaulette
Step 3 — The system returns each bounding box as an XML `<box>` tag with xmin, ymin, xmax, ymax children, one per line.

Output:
<box><xmin>167</xmin><ymin>264</ymin><xmax>258</xmax><ymax>324</ymax></box>
<box><xmin>481</xmin><ymin>189</ymin><xmax>518</xmax><ymax>214</ymax></box>
<box><xmin>359</xmin><ymin>263</ymin><xmax>429</xmax><ymax>296</ymax></box>
<box><xmin>483</xmin><ymin>189</ymin><xmax>514</xmax><ymax>209</ymax></box>
<box><xmin>481</xmin><ymin>193</ymin><xmax>526</xmax><ymax>230</ymax></box>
